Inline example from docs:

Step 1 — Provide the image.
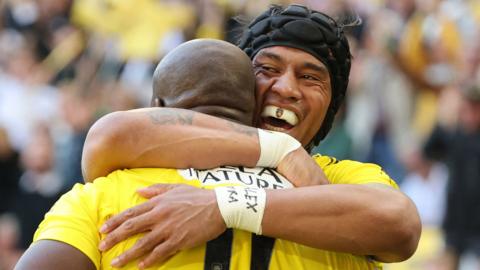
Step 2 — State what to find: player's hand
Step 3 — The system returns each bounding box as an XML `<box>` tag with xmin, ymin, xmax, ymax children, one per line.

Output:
<box><xmin>98</xmin><ymin>184</ymin><xmax>226</xmax><ymax>269</ymax></box>
<box><xmin>277</xmin><ymin>148</ymin><xmax>329</xmax><ymax>186</ymax></box>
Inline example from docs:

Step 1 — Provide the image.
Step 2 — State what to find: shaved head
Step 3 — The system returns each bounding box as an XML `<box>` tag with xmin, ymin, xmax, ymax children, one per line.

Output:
<box><xmin>152</xmin><ymin>39</ymin><xmax>256</xmax><ymax>125</ymax></box>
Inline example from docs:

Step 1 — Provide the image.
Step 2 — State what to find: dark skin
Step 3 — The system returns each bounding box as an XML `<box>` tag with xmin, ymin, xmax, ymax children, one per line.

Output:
<box><xmin>82</xmin><ymin>46</ymin><xmax>419</xmax><ymax>268</ymax></box>
<box><xmin>72</xmin><ymin>5</ymin><xmax>420</xmax><ymax>266</ymax></box>
<box><xmin>14</xmin><ymin>39</ymin><xmax>262</xmax><ymax>270</ymax></box>
<box><xmin>81</xmin><ymin>39</ymin><xmax>257</xmax><ymax>182</ymax></box>
<box><xmin>14</xmin><ymin>241</ymin><xmax>96</xmax><ymax>270</ymax></box>
<box><xmin>151</xmin><ymin>38</ymin><xmax>256</xmax><ymax>125</ymax></box>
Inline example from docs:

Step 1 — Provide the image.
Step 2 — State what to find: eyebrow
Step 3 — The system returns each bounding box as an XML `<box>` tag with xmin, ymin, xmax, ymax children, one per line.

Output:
<box><xmin>255</xmin><ymin>51</ymin><xmax>282</xmax><ymax>61</ymax></box>
<box><xmin>256</xmin><ymin>50</ymin><xmax>328</xmax><ymax>74</ymax></box>
<box><xmin>303</xmin><ymin>62</ymin><xmax>328</xmax><ymax>74</ymax></box>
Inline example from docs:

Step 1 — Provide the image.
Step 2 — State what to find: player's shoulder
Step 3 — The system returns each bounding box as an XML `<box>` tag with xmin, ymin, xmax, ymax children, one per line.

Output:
<box><xmin>312</xmin><ymin>154</ymin><xmax>364</xmax><ymax>169</ymax></box>
<box><xmin>71</xmin><ymin>171</ymin><xmax>138</xmax><ymax>203</ymax></box>
<box><xmin>95</xmin><ymin>168</ymin><xmax>194</xmax><ymax>191</ymax></box>
<box><xmin>312</xmin><ymin>154</ymin><xmax>398</xmax><ymax>188</ymax></box>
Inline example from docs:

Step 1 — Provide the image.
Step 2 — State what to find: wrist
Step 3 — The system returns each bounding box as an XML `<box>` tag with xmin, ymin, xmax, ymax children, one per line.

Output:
<box><xmin>210</xmin><ymin>190</ymin><xmax>228</xmax><ymax>232</ymax></box>
<box><xmin>256</xmin><ymin>129</ymin><xmax>301</xmax><ymax>168</ymax></box>
<box><xmin>214</xmin><ymin>186</ymin><xmax>266</xmax><ymax>235</ymax></box>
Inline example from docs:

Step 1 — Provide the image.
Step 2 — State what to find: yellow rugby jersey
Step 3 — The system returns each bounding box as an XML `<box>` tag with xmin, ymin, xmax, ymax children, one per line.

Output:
<box><xmin>34</xmin><ymin>156</ymin><xmax>395</xmax><ymax>269</ymax></box>
<box><xmin>312</xmin><ymin>155</ymin><xmax>399</xmax><ymax>188</ymax></box>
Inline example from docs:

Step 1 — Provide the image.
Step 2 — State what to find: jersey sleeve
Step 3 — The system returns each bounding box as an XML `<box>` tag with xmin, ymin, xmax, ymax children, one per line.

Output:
<box><xmin>313</xmin><ymin>155</ymin><xmax>399</xmax><ymax>189</ymax></box>
<box><xmin>33</xmin><ymin>182</ymin><xmax>103</xmax><ymax>269</ymax></box>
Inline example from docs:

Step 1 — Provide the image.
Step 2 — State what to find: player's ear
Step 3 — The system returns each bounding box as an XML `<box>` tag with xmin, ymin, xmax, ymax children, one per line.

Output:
<box><xmin>151</xmin><ymin>97</ymin><xmax>165</xmax><ymax>107</ymax></box>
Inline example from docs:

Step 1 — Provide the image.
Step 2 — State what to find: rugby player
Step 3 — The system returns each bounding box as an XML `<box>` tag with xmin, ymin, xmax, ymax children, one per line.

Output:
<box><xmin>78</xmin><ymin>4</ymin><xmax>421</xmax><ymax>269</ymax></box>
<box><xmin>16</xmin><ymin>39</ymin><xmax>377</xmax><ymax>270</ymax></box>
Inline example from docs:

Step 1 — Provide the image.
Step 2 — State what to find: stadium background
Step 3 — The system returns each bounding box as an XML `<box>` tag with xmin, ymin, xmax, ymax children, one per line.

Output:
<box><xmin>0</xmin><ymin>0</ymin><xmax>479</xmax><ymax>269</ymax></box>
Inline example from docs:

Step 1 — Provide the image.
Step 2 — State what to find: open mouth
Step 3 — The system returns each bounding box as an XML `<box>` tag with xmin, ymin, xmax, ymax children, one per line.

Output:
<box><xmin>260</xmin><ymin>105</ymin><xmax>299</xmax><ymax>132</ymax></box>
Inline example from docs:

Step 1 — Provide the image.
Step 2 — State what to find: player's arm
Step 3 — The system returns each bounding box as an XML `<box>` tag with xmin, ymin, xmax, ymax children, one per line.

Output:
<box><xmin>15</xmin><ymin>240</ymin><xmax>95</xmax><ymax>270</ymax></box>
<box><xmin>82</xmin><ymin>107</ymin><xmax>323</xmax><ymax>186</ymax></box>
<box><xmin>99</xmin><ymin>182</ymin><xmax>419</xmax><ymax>268</ymax></box>
<box><xmin>261</xmin><ymin>183</ymin><xmax>421</xmax><ymax>263</ymax></box>
<box><xmin>82</xmin><ymin>108</ymin><xmax>260</xmax><ymax>182</ymax></box>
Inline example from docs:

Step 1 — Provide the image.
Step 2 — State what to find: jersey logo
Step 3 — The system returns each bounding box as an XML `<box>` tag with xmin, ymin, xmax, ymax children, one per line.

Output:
<box><xmin>178</xmin><ymin>166</ymin><xmax>293</xmax><ymax>189</ymax></box>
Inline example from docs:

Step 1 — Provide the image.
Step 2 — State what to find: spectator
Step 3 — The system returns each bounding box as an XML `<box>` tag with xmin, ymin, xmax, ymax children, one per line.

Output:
<box><xmin>0</xmin><ymin>214</ymin><xmax>22</xmax><ymax>270</ymax></box>
<box><xmin>425</xmin><ymin>83</ymin><xmax>480</xmax><ymax>270</ymax></box>
<box><xmin>401</xmin><ymin>147</ymin><xmax>447</xmax><ymax>227</ymax></box>
<box><xmin>11</xmin><ymin>124</ymin><xmax>64</xmax><ymax>250</ymax></box>
<box><xmin>0</xmin><ymin>127</ymin><xmax>22</xmax><ymax>215</ymax></box>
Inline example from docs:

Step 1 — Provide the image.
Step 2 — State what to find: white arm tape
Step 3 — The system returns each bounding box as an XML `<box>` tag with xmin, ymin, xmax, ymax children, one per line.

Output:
<box><xmin>256</xmin><ymin>129</ymin><xmax>301</xmax><ymax>168</ymax></box>
<box><xmin>215</xmin><ymin>186</ymin><xmax>266</xmax><ymax>235</ymax></box>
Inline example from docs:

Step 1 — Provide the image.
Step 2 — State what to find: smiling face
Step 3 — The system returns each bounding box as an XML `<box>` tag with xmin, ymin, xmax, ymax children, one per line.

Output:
<box><xmin>253</xmin><ymin>46</ymin><xmax>332</xmax><ymax>146</ymax></box>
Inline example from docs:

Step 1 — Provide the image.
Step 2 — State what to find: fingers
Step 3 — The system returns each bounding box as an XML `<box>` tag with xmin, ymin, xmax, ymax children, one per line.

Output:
<box><xmin>139</xmin><ymin>240</ymin><xmax>177</xmax><ymax>269</ymax></box>
<box><xmin>99</xmin><ymin>210</ymin><xmax>154</xmax><ymax>252</ymax></box>
<box><xmin>110</xmin><ymin>231</ymin><xmax>165</xmax><ymax>268</ymax></box>
<box><xmin>137</xmin><ymin>184</ymin><xmax>177</xmax><ymax>199</ymax></box>
<box><xmin>102</xmin><ymin>184</ymin><xmax>180</xmax><ymax>234</ymax></box>
<box><xmin>100</xmin><ymin>200</ymin><xmax>154</xmax><ymax>234</ymax></box>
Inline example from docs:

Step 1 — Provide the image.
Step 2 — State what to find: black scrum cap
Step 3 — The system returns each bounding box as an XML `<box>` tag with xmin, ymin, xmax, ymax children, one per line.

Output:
<box><xmin>238</xmin><ymin>4</ymin><xmax>353</xmax><ymax>147</ymax></box>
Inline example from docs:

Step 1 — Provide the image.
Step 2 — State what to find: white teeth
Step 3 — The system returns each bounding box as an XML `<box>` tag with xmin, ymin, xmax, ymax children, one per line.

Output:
<box><xmin>263</xmin><ymin>123</ymin><xmax>289</xmax><ymax>132</ymax></box>
<box><xmin>261</xmin><ymin>105</ymin><xmax>299</xmax><ymax>126</ymax></box>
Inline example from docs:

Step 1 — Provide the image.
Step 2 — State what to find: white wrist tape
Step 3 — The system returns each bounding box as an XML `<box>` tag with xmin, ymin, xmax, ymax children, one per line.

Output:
<box><xmin>256</xmin><ymin>129</ymin><xmax>301</xmax><ymax>168</ymax></box>
<box><xmin>215</xmin><ymin>186</ymin><xmax>266</xmax><ymax>235</ymax></box>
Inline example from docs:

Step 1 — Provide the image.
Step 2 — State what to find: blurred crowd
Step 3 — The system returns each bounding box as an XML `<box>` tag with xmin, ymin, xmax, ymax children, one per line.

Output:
<box><xmin>0</xmin><ymin>0</ymin><xmax>479</xmax><ymax>269</ymax></box>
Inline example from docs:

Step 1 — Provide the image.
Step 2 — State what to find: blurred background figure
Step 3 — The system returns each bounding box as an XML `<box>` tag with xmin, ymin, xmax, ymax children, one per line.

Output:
<box><xmin>1</xmin><ymin>0</ymin><xmax>480</xmax><ymax>269</ymax></box>
<box><xmin>387</xmin><ymin>145</ymin><xmax>449</xmax><ymax>270</ymax></box>
<box><xmin>401</xmin><ymin>146</ymin><xmax>448</xmax><ymax>228</ymax></box>
<box><xmin>10</xmin><ymin>124</ymin><xmax>64</xmax><ymax>251</ymax></box>
<box><xmin>0</xmin><ymin>214</ymin><xmax>22</xmax><ymax>270</ymax></box>
<box><xmin>424</xmin><ymin>83</ymin><xmax>480</xmax><ymax>270</ymax></box>
<box><xmin>0</xmin><ymin>127</ymin><xmax>22</xmax><ymax>217</ymax></box>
